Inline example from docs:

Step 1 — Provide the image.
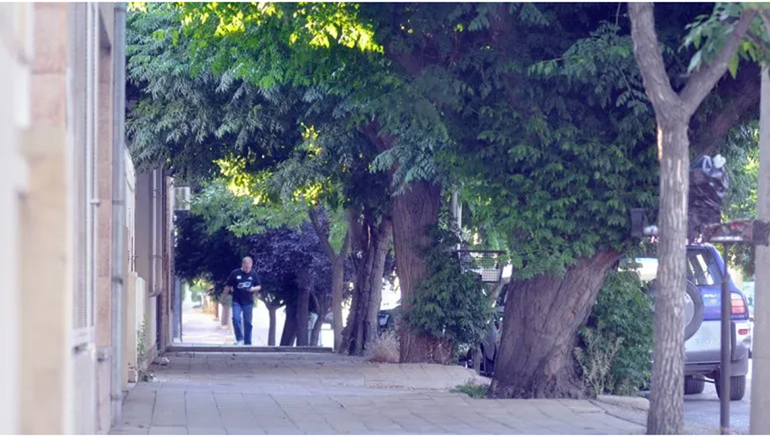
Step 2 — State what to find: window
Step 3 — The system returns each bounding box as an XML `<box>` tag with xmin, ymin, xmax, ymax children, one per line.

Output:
<box><xmin>630</xmin><ymin>248</ymin><xmax>722</xmax><ymax>286</ymax></box>
<box><xmin>686</xmin><ymin>250</ymin><xmax>719</xmax><ymax>286</ymax></box>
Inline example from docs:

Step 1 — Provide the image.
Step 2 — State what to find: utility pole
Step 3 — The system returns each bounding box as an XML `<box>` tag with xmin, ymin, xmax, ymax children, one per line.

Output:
<box><xmin>750</xmin><ymin>66</ymin><xmax>770</xmax><ymax>435</ymax></box>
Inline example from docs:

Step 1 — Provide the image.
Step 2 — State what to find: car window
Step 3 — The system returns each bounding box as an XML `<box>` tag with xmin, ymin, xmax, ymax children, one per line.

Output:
<box><xmin>687</xmin><ymin>251</ymin><xmax>717</xmax><ymax>286</ymax></box>
<box><xmin>627</xmin><ymin>249</ymin><xmax>721</xmax><ymax>285</ymax></box>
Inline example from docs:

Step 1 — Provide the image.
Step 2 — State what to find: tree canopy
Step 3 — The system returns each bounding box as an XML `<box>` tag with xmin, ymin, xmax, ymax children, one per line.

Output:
<box><xmin>128</xmin><ymin>2</ymin><xmax>763</xmax><ymax>397</ymax></box>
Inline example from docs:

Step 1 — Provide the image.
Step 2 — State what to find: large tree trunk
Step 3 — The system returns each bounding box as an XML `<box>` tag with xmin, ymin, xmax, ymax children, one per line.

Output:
<box><xmin>489</xmin><ymin>250</ymin><xmax>618</xmax><ymax>399</ymax></box>
<box><xmin>296</xmin><ymin>286</ymin><xmax>310</xmax><ymax>346</ymax></box>
<box><xmin>330</xmin><ymin>256</ymin><xmax>345</xmax><ymax>350</ymax></box>
<box><xmin>364</xmin><ymin>221</ymin><xmax>391</xmax><ymax>349</ymax></box>
<box><xmin>308</xmin><ymin>207</ymin><xmax>350</xmax><ymax>352</ymax></box>
<box><xmin>280</xmin><ymin>304</ymin><xmax>298</xmax><ymax>346</ymax></box>
<box><xmin>361</xmin><ymin>123</ymin><xmax>443</xmax><ymax>362</ymax></box>
<box><xmin>342</xmin><ymin>216</ymin><xmax>393</xmax><ymax>355</ymax></box>
<box><xmin>628</xmin><ymin>4</ymin><xmax>755</xmax><ymax>433</ymax></box>
<box><xmin>309</xmin><ymin>292</ymin><xmax>323</xmax><ymax>346</ymax></box>
<box><xmin>646</xmin><ymin>121</ymin><xmax>689</xmax><ymax>433</ymax></box>
<box><xmin>391</xmin><ymin>180</ymin><xmax>443</xmax><ymax>363</ymax></box>
<box><xmin>267</xmin><ymin>305</ymin><xmax>278</xmax><ymax>346</ymax></box>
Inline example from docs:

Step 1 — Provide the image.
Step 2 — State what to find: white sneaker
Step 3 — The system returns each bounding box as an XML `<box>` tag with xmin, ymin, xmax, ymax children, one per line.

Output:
<box><xmin>234</xmin><ymin>340</ymin><xmax>243</xmax><ymax>345</ymax></box>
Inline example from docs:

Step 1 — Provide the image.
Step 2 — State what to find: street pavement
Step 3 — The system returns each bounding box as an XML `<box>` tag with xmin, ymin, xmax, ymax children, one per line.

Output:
<box><xmin>180</xmin><ymin>302</ymin><xmax>335</xmax><ymax>347</ymax></box>
<box><xmin>171</xmin><ymin>305</ymin><xmax>754</xmax><ymax>434</ymax></box>
<box><xmin>112</xmin><ymin>352</ymin><xmax>645</xmax><ymax>435</ymax></box>
<box><xmin>684</xmin><ymin>361</ymin><xmax>753</xmax><ymax>434</ymax></box>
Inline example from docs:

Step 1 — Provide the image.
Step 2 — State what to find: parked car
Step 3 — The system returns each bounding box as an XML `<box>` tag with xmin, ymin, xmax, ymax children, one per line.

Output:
<box><xmin>377</xmin><ymin>306</ymin><xmax>399</xmax><ymax>337</ymax></box>
<box><xmin>464</xmin><ymin>306</ymin><xmax>503</xmax><ymax>376</ymax></box>
<box><xmin>635</xmin><ymin>244</ymin><xmax>752</xmax><ymax>401</ymax></box>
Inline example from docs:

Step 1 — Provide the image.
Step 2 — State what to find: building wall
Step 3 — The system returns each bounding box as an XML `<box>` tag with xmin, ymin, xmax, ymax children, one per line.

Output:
<box><xmin>124</xmin><ymin>150</ymin><xmax>139</xmax><ymax>385</ymax></box>
<box><xmin>1</xmin><ymin>3</ymin><xmax>175</xmax><ymax>433</ymax></box>
<box><xmin>94</xmin><ymin>15</ymin><xmax>116</xmax><ymax>431</ymax></box>
<box><xmin>18</xmin><ymin>3</ymin><xmax>76</xmax><ymax>433</ymax></box>
<box><xmin>0</xmin><ymin>3</ymin><xmax>33</xmax><ymax>434</ymax></box>
<box><xmin>133</xmin><ymin>169</ymin><xmax>174</xmax><ymax>360</ymax></box>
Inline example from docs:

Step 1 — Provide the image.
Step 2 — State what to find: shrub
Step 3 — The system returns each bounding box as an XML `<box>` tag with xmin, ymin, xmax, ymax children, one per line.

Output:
<box><xmin>574</xmin><ymin>327</ymin><xmax>623</xmax><ymax>397</ymax></box>
<box><xmin>405</xmin><ymin>225</ymin><xmax>495</xmax><ymax>361</ymax></box>
<box><xmin>453</xmin><ymin>381</ymin><xmax>490</xmax><ymax>399</ymax></box>
<box><xmin>578</xmin><ymin>269</ymin><xmax>653</xmax><ymax>396</ymax></box>
<box><xmin>366</xmin><ymin>331</ymin><xmax>400</xmax><ymax>363</ymax></box>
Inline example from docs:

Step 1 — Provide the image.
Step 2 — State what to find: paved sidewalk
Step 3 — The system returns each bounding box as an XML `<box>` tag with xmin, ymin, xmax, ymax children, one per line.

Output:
<box><xmin>113</xmin><ymin>352</ymin><xmax>645</xmax><ymax>435</ymax></box>
<box><xmin>181</xmin><ymin>304</ymin><xmax>334</xmax><ymax>348</ymax></box>
<box><xmin>180</xmin><ymin>307</ymin><xmax>234</xmax><ymax>345</ymax></box>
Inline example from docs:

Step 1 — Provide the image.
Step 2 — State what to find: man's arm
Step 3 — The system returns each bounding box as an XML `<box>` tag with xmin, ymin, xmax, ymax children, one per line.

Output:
<box><xmin>223</xmin><ymin>270</ymin><xmax>235</xmax><ymax>296</ymax></box>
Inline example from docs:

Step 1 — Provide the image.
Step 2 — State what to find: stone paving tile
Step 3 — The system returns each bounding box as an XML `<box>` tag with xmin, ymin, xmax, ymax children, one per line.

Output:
<box><xmin>225</xmin><ymin>427</ymin><xmax>267</xmax><ymax>435</ymax></box>
<box><xmin>112</xmin><ymin>352</ymin><xmax>647</xmax><ymax>435</ymax></box>
<box><xmin>148</xmin><ymin>426</ymin><xmax>188</xmax><ymax>434</ymax></box>
<box><xmin>187</xmin><ymin>427</ymin><xmax>227</xmax><ymax>435</ymax></box>
<box><xmin>111</xmin><ymin>426</ymin><xmax>150</xmax><ymax>435</ymax></box>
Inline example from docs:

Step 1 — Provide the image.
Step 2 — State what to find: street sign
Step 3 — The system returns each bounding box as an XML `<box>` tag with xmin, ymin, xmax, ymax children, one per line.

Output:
<box><xmin>703</xmin><ymin>219</ymin><xmax>770</xmax><ymax>246</ymax></box>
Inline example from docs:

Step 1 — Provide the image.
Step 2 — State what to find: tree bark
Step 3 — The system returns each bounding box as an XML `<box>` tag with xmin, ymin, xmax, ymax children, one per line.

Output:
<box><xmin>267</xmin><ymin>305</ymin><xmax>278</xmax><ymax>346</ymax></box>
<box><xmin>365</xmin><ymin>221</ymin><xmax>392</xmax><ymax>349</ymax></box>
<box><xmin>391</xmin><ymin>180</ymin><xmax>443</xmax><ymax>363</ymax></box>
<box><xmin>489</xmin><ymin>250</ymin><xmax>618</xmax><ymax>399</ymax></box>
<box><xmin>648</xmin><ymin>120</ymin><xmax>690</xmax><ymax>434</ymax></box>
<box><xmin>342</xmin><ymin>215</ymin><xmax>393</xmax><ymax>355</ymax></box>
<box><xmin>309</xmin><ymin>291</ymin><xmax>323</xmax><ymax>346</ymax></box>
<box><xmin>310</xmin><ymin>313</ymin><xmax>323</xmax><ymax>346</ymax></box>
<box><xmin>308</xmin><ymin>207</ymin><xmax>351</xmax><ymax>352</ymax></box>
<box><xmin>296</xmin><ymin>286</ymin><xmax>309</xmax><ymax>346</ymax></box>
<box><xmin>360</xmin><ymin>122</ymin><xmax>444</xmax><ymax>362</ymax></box>
<box><xmin>330</xmin><ymin>255</ymin><xmax>346</xmax><ymax>350</ymax></box>
<box><xmin>690</xmin><ymin>63</ymin><xmax>761</xmax><ymax>156</ymax></box>
<box><xmin>627</xmin><ymin>4</ymin><xmax>756</xmax><ymax>433</ymax></box>
<box><xmin>280</xmin><ymin>304</ymin><xmax>298</xmax><ymax>346</ymax></box>
<box><xmin>296</xmin><ymin>269</ymin><xmax>311</xmax><ymax>346</ymax></box>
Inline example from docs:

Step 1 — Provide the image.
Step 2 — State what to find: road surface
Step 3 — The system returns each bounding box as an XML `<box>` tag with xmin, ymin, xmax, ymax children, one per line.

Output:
<box><xmin>684</xmin><ymin>361</ymin><xmax>753</xmax><ymax>434</ymax></box>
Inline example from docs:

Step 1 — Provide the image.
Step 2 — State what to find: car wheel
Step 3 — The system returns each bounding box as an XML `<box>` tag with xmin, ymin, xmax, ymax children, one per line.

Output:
<box><xmin>715</xmin><ymin>375</ymin><xmax>747</xmax><ymax>401</ymax></box>
<box><xmin>684</xmin><ymin>376</ymin><xmax>705</xmax><ymax>395</ymax></box>
<box><xmin>647</xmin><ymin>280</ymin><xmax>704</xmax><ymax>340</ymax></box>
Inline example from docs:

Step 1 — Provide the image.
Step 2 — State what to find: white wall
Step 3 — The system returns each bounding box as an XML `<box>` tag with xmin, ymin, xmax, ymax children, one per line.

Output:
<box><xmin>0</xmin><ymin>4</ymin><xmax>33</xmax><ymax>433</ymax></box>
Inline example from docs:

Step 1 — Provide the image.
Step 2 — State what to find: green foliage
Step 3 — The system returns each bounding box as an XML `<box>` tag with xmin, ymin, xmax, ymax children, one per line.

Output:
<box><xmin>579</xmin><ymin>270</ymin><xmax>654</xmax><ymax>396</ymax></box>
<box><xmin>448</xmin><ymin>6</ymin><xmax>660</xmax><ymax>280</ymax></box>
<box><xmin>720</xmin><ymin>122</ymin><xmax>759</xmax><ymax>277</ymax></box>
<box><xmin>453</xmin><ymin>382</ymin><xmax>490</xmax><ymax>399</ymax></box>
<box><xmin>134</xmin><ymin>318</ymin><xmax>153</xmax><ymax>382</ymax></box>
<box><xmin>683</xmin><ymin>3</ymin><xmax>770</xmax><ymax>79</ymax></box>
<box><xmin>126</xmin><ymin>3</ymin><xmax>304</xmax><ymax>182</ymax></box>
<box><xmin>405</xmin><ymin>224</ymin><xmax>495</xmax><ymax>352</ymax></box>
<box><xmin>192</xmin><ymin>179</ymin><xmax>310</xmax><ymax>237</ymax></box>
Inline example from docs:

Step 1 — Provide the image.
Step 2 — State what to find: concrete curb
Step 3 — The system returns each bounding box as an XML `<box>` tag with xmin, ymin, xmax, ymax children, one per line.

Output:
<box><xmin>165</xmin><ymin>345</ymin><xmax>334</xmax><ymax>353</ymax></box>
<box><xmin>594</xmin><ymin>395</ymin><xmax>650</xmax><ymax>411</ymax></box>
<box><xmin>591</xmin><ymin>395</ymin><xmax>649</xmax><ymax>429</ymax></box>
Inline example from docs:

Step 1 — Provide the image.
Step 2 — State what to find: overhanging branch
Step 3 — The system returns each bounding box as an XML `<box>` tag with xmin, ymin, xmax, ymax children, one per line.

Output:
<box><xmin>679</xmin><ymin>9</ymin><xmax>758</xmax><ymax>114</ymax></box>
<box><xmin>628</xmin><ymin>3</ymin><xmax>684</xmax><ymax>115</ymax></box>
<box><xmin>308</xmin><ymin>207</ymin><xmax>337</xmax><ymax>259</ymax></box>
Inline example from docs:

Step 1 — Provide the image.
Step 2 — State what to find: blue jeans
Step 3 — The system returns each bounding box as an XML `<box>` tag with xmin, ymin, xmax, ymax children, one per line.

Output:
<box><xmin>232</xmin><ymin>301</ymin><xmax>253</xmax><ymax>345</ymax></box>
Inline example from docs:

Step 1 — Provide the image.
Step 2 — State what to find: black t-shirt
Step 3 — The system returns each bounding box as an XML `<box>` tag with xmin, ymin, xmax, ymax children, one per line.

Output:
<box><xmin>226</xmin><ymin>268</ymin><xmax>261</xmax><ymax>305</ymax></box>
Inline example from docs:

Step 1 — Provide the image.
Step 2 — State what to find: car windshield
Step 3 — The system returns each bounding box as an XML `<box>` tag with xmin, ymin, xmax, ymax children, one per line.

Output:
<box><xmin>627</xmin><ymin>248</ymin><xmax>722</xmax><ymax>286</ymax></box>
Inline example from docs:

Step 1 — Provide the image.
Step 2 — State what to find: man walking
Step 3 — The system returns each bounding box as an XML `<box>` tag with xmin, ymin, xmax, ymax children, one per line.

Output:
<box><xmin>224</xmin><ymin>256</ymin><xmax>261</xmax><ymax>345</ymax></box>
